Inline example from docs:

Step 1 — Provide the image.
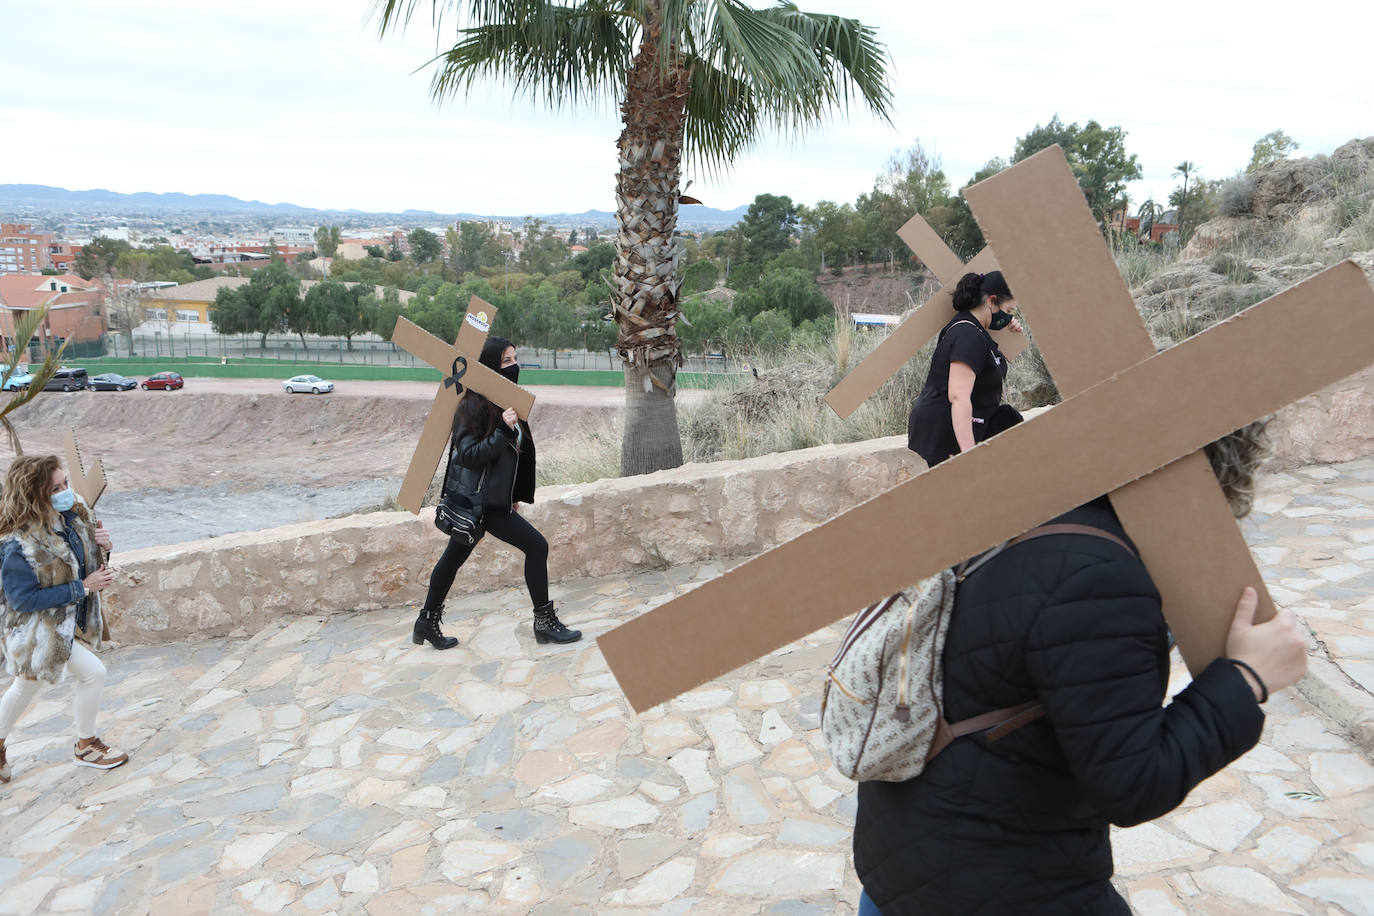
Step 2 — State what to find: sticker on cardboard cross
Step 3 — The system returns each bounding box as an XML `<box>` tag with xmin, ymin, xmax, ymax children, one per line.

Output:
<box><xmin>597</xmin><ymin>146</ymin><xmax>1374</xmax><ymax>713</ymax></box>
<box><xmin>824</xmin><ymin>215</ymin><xmax>1025</xmax><ymax>419</ymax></box>
<box><xmin>391</xmin><ymin>296</ymin><xmax>535</xmax><ymax>513</ymax></box>
<box><xmin>65</xmin><ymin>428</ymin><xmax>106</xmax><ymax>508</ymax></box>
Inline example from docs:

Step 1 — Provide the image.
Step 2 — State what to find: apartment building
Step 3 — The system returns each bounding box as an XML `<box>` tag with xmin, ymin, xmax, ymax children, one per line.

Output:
<box><xmin>0</xmin><ymin>222</ymin><xmax>57</xmax><ymax>274</ymax></box>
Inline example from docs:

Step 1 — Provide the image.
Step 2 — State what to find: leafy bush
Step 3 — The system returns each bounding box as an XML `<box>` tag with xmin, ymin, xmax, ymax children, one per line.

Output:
<box><xmin>1217</xmin><ymin>176</ymin><xmax>1257</xmax><ymax>218</ymax></box>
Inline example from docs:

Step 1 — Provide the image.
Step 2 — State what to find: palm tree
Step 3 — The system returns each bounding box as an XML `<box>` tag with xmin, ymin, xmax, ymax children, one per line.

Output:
<box><xmin>1171</xmin><ymin>161</ymin><xmax>1195</xmax><ymax>246</ymax></box>
<box><xmin>2</xmin><ymin>303</ymin><xmax>70</xmax><ymax>454</ymax></box>
<box><xmin>1135</xmin><ymin>198</ymin><xmax>1160</xmax><ymax>240</ymax></box>
<box><xmin>374</xmin><ymin>0</ymin><xmax>893</xmax><ymax>475</ymax></box>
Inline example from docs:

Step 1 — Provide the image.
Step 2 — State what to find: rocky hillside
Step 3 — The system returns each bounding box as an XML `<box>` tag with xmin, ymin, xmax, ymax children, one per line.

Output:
<box><xmin>1132</xmin><ymin>136</ymin><xmax>1374</xmax><ymax>347</ymax></box>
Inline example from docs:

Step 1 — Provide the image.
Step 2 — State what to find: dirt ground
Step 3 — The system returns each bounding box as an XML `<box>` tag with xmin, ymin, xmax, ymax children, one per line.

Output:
<box><xmin>2</xmin><ymin>380</ymin><xmax>710</xmax><ymax>550</ymax></box>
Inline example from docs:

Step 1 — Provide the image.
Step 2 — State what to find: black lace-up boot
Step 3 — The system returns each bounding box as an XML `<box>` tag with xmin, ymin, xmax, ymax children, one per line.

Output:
<box><xmin>532</xmin><ymin>602</ymin><xmax>582</xmax><ymax>645</ymax></box>
<box><xmin>412</xmin><ymin>607</ymin><xmax>458</xmax><ymax>650</ymax></box>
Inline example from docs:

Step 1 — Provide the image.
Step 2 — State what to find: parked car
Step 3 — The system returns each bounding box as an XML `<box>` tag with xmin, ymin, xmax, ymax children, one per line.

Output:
<box><xmin>90</xmin><ymin>373</ymin><xmax>138</xmax><ymax>391</ymax></box>
<box><xmin>44</xmin><ymin>368</ymin><xmax>90</xmax><ymax>391</ymax></box>
<box><xmin>142</xmin><ymin>372</ymin><xmax>184</xmax><ymax>391</ymax></box>
<box><xmin>1</xmin><ymin>369</ymin><xmax>34</xmax><ymax>391</ymax></box>
<box><xmin>283</xmin><ymin>374</ymin><xmax>334</xmax><ymax>395</ymax></box>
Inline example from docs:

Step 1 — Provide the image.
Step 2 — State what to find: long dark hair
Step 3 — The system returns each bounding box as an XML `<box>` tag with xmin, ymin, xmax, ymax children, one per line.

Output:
<box><xmin>453</xmin><ymin>336</ymin><xmax>515</xmax><ymax>440</ymax></box>
<box><xmin>952</xmin><ymin>271</ymin><xmax>1013</xmax><ymax>311</ymax></box>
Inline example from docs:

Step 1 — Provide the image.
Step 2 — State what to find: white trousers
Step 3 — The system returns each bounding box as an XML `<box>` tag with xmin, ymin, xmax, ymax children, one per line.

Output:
<box><xmin>0</xmin><ymin>642</ymin><xmax>107</xmax><ymax>741</ymax></box>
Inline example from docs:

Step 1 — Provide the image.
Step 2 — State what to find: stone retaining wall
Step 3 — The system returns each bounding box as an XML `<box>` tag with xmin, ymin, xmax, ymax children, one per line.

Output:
<box><xmin>100</xmin><ymin>366</ymin><xmax>1374</xmax><ymax>645</ymax></box>
<box><xmin>101</xmin><ymin>438</ymin><xmax>921</xmax><ymax>643</ymax></box>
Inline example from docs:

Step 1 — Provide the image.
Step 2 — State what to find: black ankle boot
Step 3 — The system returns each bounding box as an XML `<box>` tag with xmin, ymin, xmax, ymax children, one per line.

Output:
<box><xmin>412</xmin><ymin>608</ymin><xmax>458</xmax><ymax>650</ymax></box>
<box><xmin>532</xmin><ymin>602</ymin><xmax>582</xmax><ymax>645</ymax></box>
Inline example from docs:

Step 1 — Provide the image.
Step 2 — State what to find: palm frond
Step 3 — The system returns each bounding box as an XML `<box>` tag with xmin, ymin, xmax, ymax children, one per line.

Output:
<box><xmin>681</xmin><ymin>58</ymin><xmax>759</xmax><ymax>173</ymax></box>
<box><xmin>425</xmin><ymin>4</ymin><xmax>635</xmax><ymax>108</ymax></box>
<box><xmin>1</xmin><ymin>303</ymin><xmax>70</xmax><ymax>454</ymax></box>
<box><xmin>753</xmin><ymin>3</ymin><xmax>892</xmax><ymax>129</ymax></box>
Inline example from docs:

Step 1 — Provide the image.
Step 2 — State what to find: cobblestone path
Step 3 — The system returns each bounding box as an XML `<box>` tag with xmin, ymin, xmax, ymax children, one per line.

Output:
<box><xmin>1</xmin><ymin>460</ymin><xmax>1372</xmax><ymax>914</ymax></box>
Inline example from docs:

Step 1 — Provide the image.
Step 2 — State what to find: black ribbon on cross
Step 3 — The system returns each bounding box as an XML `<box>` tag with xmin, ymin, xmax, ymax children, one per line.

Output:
<box><xmin>443</xmin><ymin>355</ymin><xmax>468</xmax><ymax>393</ymax></box>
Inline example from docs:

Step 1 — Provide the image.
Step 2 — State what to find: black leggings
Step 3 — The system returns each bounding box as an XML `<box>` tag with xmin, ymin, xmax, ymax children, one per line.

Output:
<box><xmin>423</xmin><ymin>509</ymin><xmax>549</xmax><ymax>613</ymax></box>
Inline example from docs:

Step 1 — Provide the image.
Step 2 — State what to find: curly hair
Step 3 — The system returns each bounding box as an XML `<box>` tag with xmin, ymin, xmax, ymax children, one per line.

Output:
<box><xmin>0</xmin><ymin>454</ymin><xmax>63</xmax><ymax>537</ymax></box>
<box><xmin>1204</xmin><ymin>419</ymin><xmax>1271</xmax><ymax>518</ymax></box>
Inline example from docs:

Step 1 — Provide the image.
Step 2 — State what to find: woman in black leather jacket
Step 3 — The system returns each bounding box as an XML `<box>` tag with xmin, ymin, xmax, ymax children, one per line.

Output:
<box><xmin>412</xmin><ymin>336</ymin><xmax>581</xmax><ymax>650</ymax></box>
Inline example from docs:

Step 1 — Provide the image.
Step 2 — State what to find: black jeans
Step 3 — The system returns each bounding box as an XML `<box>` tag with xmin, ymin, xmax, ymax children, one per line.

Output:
<box><xmin>423</xmin><ymin>508</ymin><xmax>550</xmax><ymax>613</ymax></box>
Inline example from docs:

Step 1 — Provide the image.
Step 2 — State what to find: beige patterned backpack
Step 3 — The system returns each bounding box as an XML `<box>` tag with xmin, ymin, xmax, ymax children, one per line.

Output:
<box><xmin>822</xmin><ymin>524</ymin><xmax>1133</xmax><ymax>782</ymax></box>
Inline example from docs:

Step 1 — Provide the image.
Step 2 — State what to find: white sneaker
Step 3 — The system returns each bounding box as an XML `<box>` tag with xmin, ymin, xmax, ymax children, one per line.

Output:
<box><xmin>74</xmin><ymin>736</ymin><xmax>129</xmax><ymax>770</ymax></box>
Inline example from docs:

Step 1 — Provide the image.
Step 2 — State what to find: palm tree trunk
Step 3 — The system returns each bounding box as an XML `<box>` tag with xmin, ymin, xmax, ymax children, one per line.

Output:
<box><xmin>614</xmin><ymin>0</ymin><xmax>689</xmax><ymax>476</ymax></box>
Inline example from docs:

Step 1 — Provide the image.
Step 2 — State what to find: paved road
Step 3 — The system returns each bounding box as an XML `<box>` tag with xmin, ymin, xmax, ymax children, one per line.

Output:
<box><xmin>0</xmin><ymin>460</ymin><xmax>1371</xmax><ymax>914</ymax></box>
<box><xmin>172</xmin><ymin>378</ymin><xmax>714</xmax><ymax>407</ymax></box>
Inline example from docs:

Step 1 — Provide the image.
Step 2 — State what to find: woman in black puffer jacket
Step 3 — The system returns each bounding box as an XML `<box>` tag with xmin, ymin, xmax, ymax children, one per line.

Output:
<box><xmin>412</xmin><ymin>336</ymin><xmax>581</xmax><ymax>650</ymax></box>
<box><xmin>853</xmin><ymin>423</ymin><xmax>1308</xmax><ymax>914</ymax></box>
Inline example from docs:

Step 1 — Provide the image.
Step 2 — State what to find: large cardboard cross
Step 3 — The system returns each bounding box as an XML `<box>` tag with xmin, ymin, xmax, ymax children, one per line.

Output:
<box><xmin>598</xmin><ymin>147</ymin><xmax>1374</xmax><ymax>712</ymax></box>
<box><xmin>65</xmin><ymin>428</ymin><xmax>106</xmax><ymax>508</ymax></box>
<box><xmin>392</xmin><ymin>296</ymin><xmax>535</xmax><ymax>513</ymax></box>
<box><xmin>827</xmin><ymin>150</ymin><xmax>1280</xmax><ymax>670</ymax></box>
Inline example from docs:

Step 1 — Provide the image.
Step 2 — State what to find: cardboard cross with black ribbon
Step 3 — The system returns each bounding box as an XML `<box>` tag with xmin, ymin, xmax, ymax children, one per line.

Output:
<box><xmin>597</xmin><ymin>146</ymin><xmax>1374</xmax><ymax>713</ymax></box>
<box><xmin>391</xmin><ymin>296</ymin><xmax>535</xmax><ymax>513</ymax></box>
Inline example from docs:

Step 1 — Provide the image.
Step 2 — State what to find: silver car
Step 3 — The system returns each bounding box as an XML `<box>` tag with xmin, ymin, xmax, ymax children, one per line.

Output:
<box><xmin>283</xmin><ymin>374</ymin><xmax>335</xmax><ymax>395</ymax></box>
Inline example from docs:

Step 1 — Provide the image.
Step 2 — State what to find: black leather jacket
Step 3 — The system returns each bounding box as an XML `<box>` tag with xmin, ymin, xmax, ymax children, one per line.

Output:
<box><xmin>443</xmin><ymin>419</ymin><xmax>536</xmax><ymax>510</ymax></box>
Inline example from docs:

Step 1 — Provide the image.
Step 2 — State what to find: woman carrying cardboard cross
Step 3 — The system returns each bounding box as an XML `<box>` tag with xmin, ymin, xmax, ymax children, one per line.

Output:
<box><xmin>412</xmin><ymin>336</ymin><xmax>581</xmax><ymax>650</ymax></box>
<box><xmin>852</xmin><ymin>423</ymin><xmax>1308</xmax><ymax>915</ymax></box>
<box><xmin>907</xmin><ymin>270</ymin><xmax>1024</xmax><ymax>466</ymax></box>
<box><xmin>0</xmin><ymin>454</ymin><xmax>127</xmax><ymax>785</ymax></box>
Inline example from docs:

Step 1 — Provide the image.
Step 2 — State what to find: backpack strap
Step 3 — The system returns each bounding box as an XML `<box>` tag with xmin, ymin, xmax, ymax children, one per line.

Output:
<box><xmin>931</xmin><ymin>522</ymin><xmax>1139</xmax><ymax>760</ymax></box>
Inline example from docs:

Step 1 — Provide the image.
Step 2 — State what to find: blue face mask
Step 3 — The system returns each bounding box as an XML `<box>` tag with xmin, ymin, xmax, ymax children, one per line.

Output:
<box><xmin>52</xmin><ymin>488</ymin><xmax>75</xmax><ymax>513</ymax></box>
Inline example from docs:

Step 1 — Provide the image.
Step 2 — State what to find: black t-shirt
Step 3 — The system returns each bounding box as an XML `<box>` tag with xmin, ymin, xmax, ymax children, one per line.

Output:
<box><xmin>907</xmin><ymin>315</ymin><xmax>1009</xmax><ymax>464</ymax></box>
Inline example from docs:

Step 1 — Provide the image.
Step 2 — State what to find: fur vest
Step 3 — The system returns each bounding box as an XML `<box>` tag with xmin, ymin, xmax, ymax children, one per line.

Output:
<box><xmin>0</xmin><ymin>501</ymin><xmax>104</xmax><ymax>684</ymax></box>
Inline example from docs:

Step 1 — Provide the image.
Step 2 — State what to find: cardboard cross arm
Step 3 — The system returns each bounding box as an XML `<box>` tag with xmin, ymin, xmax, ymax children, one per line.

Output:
<box><xmin>598</xmin><ymin>262</ymin><xmax>1374</xmax><ymax>711</ymax></box>
<box><xmin>64</xmin><ymin>428</ymin><xmax>107</xmax><ymax>508</ymax></box>
<box><xmin>825</xmin><ymin>219</ymin><xmax>1025</xmax><ymax>420</ymax></box>
<box><xmin>392</xmin><ymin>297</ymin><xmax>536</xmax><ymax>513</ymax></box>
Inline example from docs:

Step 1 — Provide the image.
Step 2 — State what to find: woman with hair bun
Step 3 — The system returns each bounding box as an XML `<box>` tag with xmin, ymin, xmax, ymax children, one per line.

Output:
<box><xmin>907</xmin><ymin>270</ymin><xmax>1024</xmax><ymax>466</ymax></box>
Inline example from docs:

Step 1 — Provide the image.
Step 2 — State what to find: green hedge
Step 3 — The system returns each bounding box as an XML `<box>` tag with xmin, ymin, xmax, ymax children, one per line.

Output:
<box><xmin>67</xmin><ymin>358</ymin><xmax>745</xmax><ymax>389</ymax></box>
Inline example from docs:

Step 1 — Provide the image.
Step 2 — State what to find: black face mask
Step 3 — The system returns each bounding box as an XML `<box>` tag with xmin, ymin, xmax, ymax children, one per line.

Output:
<box><xmin>499</xmin><ymin>363</ymin><xmax>520</xmax><ymax>384</ymax></box>
<box><xmin>988</xmin><ymin>310</ymin><xmax>1014</xmax><ymax>332</ymax></box>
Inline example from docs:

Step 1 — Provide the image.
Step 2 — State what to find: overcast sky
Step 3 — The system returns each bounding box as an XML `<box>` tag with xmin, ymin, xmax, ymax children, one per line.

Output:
<box><xmin>3</xmin><ymin>0</ymin><xmax>1371</xmax><ymax>217</ymax></box>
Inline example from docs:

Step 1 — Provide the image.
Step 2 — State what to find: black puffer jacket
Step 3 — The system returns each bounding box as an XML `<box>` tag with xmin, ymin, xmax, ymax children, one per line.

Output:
<box><xmin>443</xmin><ymin>419</ymin><xmax>536</xmax><ymax>510</ymax></box>
<box><xmin>854</xmin><ymin>498</ymin><xmax>1264</xmax><ymax>915</ymax></box>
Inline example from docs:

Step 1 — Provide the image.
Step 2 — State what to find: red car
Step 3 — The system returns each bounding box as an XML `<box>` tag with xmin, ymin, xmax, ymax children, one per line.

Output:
<box><xmin>142</xmin><ymin>372</ymin><xmax>184</xmax><ymax>391</ymax></box>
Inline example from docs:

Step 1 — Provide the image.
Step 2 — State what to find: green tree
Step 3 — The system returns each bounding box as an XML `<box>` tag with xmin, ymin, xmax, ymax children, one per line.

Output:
<box><xmin>377</xmin><ymin>0</ymin><xmax>892</xmax><ymax>475</ymax></box>
<box><xmin>681</xmin><ymin>259</ymin><xmax>719</xmax><ymax>293</ymax></box>
<box><xmin>210</xmin><ymin>261</ymin><xmax>300</xmax><ymax>348</ymax></box>
<box><xmin>567</xmin><ymin>228</ymin><xmax>579</xmax><ymax>247</ymax></box>
<box><xmin>925</xmin><ymin>158</ymin><xmax>1006</xmax><ymax>259</ymax></box>
<box><xmin>314</xmin><ymin>225</ymin><xmax>342</xmax><ymax>258</ymax></box>
<box><xmin>72</xmin><ymin>237</ymin><xmax>132</xmax><ymax>279</ymax></box>
<box><xmin>1248</xmin><ymin>129</ymin><xmax>1298</xmax><ymax>172</ymax></box>
<box><xmin>856</xmin><ymin>140</ymin><xmax>951</xmax><ymax>264</ymax></box>
<box><xmin>305</xmin><ymin>280</ymin><xmax>377</xmax><ymax>349</ymax></box>
<box><xmin>732</xmin><ymin>267</ymin><xmax>831</xmax><ymax>326</ymax></box>
<box><xmin>408</xmin><ymin>227</ymin><xmax>443</xmax><ymax>264</ymax></box>
<box><xmin>365</xmin><ymin>244</ymin><xmax>386</xmax><ymax>259</ymax></box>
<box><xmin>1014</xmin><ymin>116</ymin><xmax>1142</xmax><ymax>222</ymax></box>
<box><xmin>738</xmin><ymin>193</ymin><xmax>799</xmax><ymax>265</ymax></box>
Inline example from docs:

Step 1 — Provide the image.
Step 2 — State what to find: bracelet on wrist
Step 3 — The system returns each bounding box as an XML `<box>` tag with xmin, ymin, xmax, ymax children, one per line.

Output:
<box><xmin>1228</xmin><ymin>658</ymin><xmax>1269</xmax><ymax>704</ymax></box>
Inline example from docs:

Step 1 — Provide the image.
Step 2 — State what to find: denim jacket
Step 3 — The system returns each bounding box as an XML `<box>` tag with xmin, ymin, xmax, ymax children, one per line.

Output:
<box><xmin>0</xmin><ymin>510</ymin><xmax>89</xmax><ymax>615</ymax></box>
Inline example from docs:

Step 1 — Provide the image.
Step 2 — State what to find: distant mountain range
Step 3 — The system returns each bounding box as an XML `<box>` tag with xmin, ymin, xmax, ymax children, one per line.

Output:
<box><xmin>0</xmin><ymin>184</ymin><xmax>750</xmax><ymax>229</ymax></box>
